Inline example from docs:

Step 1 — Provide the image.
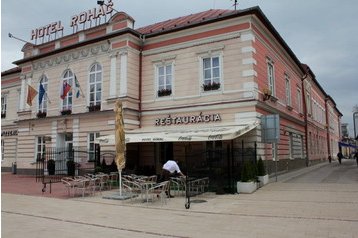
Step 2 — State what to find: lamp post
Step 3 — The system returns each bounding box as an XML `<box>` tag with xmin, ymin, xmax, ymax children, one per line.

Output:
<box><xmin>353</xmin><ymin>111</ymin><xmax>358</xmax><ymax>140</ymax></box>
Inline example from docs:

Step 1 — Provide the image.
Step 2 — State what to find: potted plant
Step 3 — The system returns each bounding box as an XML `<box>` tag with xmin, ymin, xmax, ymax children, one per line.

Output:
<box><xmin>257</xmin><ymin>157</ymin><xmax>269</xmax><ymax>187</ymax></box>
<box><xmin>61</xmin><ymin>109</ymin><xmax>72</xmax><ymax>115</ymax></box>
<box><xmin>237</xmin><ymin>161</ymin><xmax>257</xmax><ymax>194</ymax></box>
<box><xmin>37</xmin><ymin>111</ymin><xmax>47</xmax><ymax>118</ymax></box>
<box><xmin>88</xmin><ymin>103</ymin><xmax>101</xmax><ymax>112</ymax></box>
<box><xmin>157</xmin><ymin>88</ymin><xmax>172</xmax><ymax>97</ymax></box>
<box><xmin>66</xmin><ymin>160</ymin><xmax>76</xmax><ymax>176</ymax></box>
<box><xmin>47</xmin><ymin>159</ymin><xmax>55</xmax><ymax>175</ymax></box>
<box><xmin>203</xmin><ymin>82</ymin><xmax>221</xmax><ymax>91</ymax></box>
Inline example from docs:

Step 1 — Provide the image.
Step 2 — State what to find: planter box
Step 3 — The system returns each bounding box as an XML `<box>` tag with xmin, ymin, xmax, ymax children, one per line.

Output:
<box><xmin>237</xmin><ymin>181</ymin><xmax>257</xmax><ymax>194</ymax></box>
<box><xmin>258</xmin><ymin>174</ymin><xmax>269</xmax><ymax>187</ymax></box>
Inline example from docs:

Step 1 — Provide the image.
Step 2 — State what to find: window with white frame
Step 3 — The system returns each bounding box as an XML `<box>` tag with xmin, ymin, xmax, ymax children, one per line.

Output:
<box><xmin>202</xmin><ymin>55</ymin><xmax>221</xmax><ymax>91</ymax></box>
<box><xmin>1</xmin><ymin>95</ymin><xmax>7</xmax><ymax>118</ymax></box>
<box><xmin>306</xmin><ymin>92</ymin><xmax>312</xmax><ymax>115</ymax></box>
<box><xmin>288</xmin><ymin>133</ymin><xmax>293</xmax><ymax>159</ymax></box>
<box><xmin>61</xmin><ymin>69</ymin><xmax>73</xmax><ymax>111</ymax></box>
<box><xmin>285</xmin><ymin>74</ymin><xmax>291</xmax><ymax>106</ymax></box>
<box><xmin>38</xmin><ymin>75</ymin><xmax>48</xmax><ymax>113</ymax></box>
<box><xmin>89</xmin><ymin>63</ymin><xmax>102</xmax><ymax>108</ymax></box>
<box><xmin>267</xmin><ymin>59</ymin><xmax>275</xmax><ymax>96</ymax></box>
<box><xmin>36</xmin><ymin>136</ymin><xmax>46</xmax><ymax>161</ymax></box>
<box><xmin>1</xmin><ymin>139</ymin><xmax>4</xmax><ymax>161</ymax></box>
<box><xmin>297</xmin><ymin>88</ymin><xmax>302</xmax><ymax>113</ymax></box>
<box><xmin>88</xmin><ymin>132</ymin><xmax>100</xmax><ymax>161</ymax></box>
<box><xmin>156</xmin><ymin>63</ymin><xmax>173</xmax><ymax>97</ymax></box>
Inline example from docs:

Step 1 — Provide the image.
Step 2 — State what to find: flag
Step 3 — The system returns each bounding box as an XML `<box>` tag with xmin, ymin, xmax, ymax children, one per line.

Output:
<box><xmin>38</xmin><ymin>83</ymin><xmax>45</xmax><ymax>105</ymax></box>
<box><xmin>60</xmin><ymin>81</ymin><xmax>71</xmax><ymax>100</ymax></box>
<box><xmin>27</xmin><ymin>85</ymin><xmax>38</xmax><ymax>106</ymax></box>
<box><xmin>74</xmin><ymin>75</ymin><xmax>82</xmax><ymax>98</ymax></box>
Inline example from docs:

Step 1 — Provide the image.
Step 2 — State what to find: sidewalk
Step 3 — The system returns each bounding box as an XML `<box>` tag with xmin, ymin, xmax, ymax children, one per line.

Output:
<box><xmin>2</xmin><ymin>161</ymin><xmax>358</xmax><ymax>238</ymax></box>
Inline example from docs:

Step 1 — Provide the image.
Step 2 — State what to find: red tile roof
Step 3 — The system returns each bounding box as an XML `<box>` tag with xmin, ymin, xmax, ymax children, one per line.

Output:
<box><xmin>136</xmin><ymin>9</ymin><xmax>237</xmax><ymax>35</ymax></box>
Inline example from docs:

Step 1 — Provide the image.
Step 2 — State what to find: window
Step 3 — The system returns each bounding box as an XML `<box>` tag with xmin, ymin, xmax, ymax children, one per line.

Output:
<box><xmin>285</xmin><ymin>74</ymin><xmax>291</xmax><ymax>106</ymax></box>
<box><xmin>202</xmin><ymin>56</ymin><xmax>221</xmax><ymax>91</ymax></box>
<box><xmin>1</xmin><ymin>140</ymin><xmax>4</xmax><ymax>161</ymax></box>
<box><xmin>1</xmin><ymin>95</ymin><xmax>7</xmax><ymax>118</ymax></box>
<box><xmin>38</xmin><ymin>75</ymin><xmax>48</xmax><ymax>113</ymax></box>
<box><xmin>288</xmin><ymin>133</ymin><xmax>293</xmax><ymax>159</ymax></box>
<box><xmin>36</xmin><ymin>136</ymin><xmax>46</xmax><ymax>161</ymax></box>
<box><xmin>89</xmin><ymin>63</ymin><xmax>102</xmax><ymax>108</ymax></box>
<box><xmin>61</xmin><ymin>70</ymin><xmax>73</xmax><ymax>111</ymax></box>
<box><xmin>157</xmin><ymin>63</ymin><xmax>173</xmax><ymax>97</ymax></box>
<box><xmin>306</xmin><ymin>92</ymin><xmax>311</xmax><ymax>115</ymax></box>
<box><xmin>267</xmin><ymin>59</ymin><xmax>275</xmax><ymax>96</ymax></box>
<box><xmin>88</xmin><ymin>132</ymin><xmax>100</xmax><ymax>161</ymax></box>
<box><xmin>297</xmin><ymin>88</ymin><xmax>302</xmax><ymax>113</ymax></box>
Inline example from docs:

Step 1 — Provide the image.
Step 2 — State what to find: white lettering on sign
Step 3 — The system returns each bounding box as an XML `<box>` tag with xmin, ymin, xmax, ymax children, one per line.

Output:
<box><xmin>71</xmin><ymin>0</ymin><xmax>113</xmax><ymax>27</ymax></box>
<box><xmin>155</xmin><ymin>113</ymin><xmax>222</xmax><ymax>126</ymax></box>
<box><xmin>30</xmin><ymin>0</ymin><xmax>115</xmax><ymax>42</ymax></box>
<box><xmin>31</xmin><ymin>21</ymin><xmax>64</xmax><ymax>40</ymax></box>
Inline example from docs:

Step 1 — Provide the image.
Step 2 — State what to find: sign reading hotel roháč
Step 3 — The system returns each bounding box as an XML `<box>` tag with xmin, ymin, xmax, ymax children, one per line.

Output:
<box><xmin>30</xmin><ymin>0</ymin><xmax>114</xmax><ymax>41</ymax></box>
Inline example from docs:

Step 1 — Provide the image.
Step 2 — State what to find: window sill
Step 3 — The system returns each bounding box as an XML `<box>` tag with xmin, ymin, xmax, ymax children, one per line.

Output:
<box><xmin>269</xmin><ymin>96</ymin><xmax>278</xmax><ymax>102</ymax></box>
<box><xmin>286</xmin><ymin>105</ymin><xmax>293</xmax><ymax>111</ymax></box>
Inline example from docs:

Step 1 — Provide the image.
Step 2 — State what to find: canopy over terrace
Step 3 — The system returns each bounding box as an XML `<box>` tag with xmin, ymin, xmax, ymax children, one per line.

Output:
<box><xmin>96</xmin><ymin>120</ymin><xmax>260</xmax><ymax>145</ymax></box>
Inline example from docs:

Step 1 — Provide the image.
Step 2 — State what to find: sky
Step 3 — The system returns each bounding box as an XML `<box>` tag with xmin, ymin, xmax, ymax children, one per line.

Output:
<box><xmin>1</xmin><ymin>0</ymin><xmax>358</xmax><ymax>136</ymax></box>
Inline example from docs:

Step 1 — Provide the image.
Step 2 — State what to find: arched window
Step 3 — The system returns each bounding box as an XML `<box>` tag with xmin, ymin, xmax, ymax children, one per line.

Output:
<box><xmin>61</xmin><ymin>69</ymin><xmax>73</xmax><ymax>111</ymax></box>
<box><xmin>89</xmin><ymin>63</ymin><xmax>102</xmax><ymax>109</ymax></box>
<box><xmin>38</xmin><ymin>75</ymin><xmax>48</xmax><ymax>112</ymax></box>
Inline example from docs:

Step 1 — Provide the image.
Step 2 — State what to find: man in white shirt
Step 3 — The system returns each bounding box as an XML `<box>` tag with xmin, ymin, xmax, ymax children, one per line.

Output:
<box><xmin>161</xmin><ymin>160</ymin><xmax>185</xmax><ymax>197</ymax></box>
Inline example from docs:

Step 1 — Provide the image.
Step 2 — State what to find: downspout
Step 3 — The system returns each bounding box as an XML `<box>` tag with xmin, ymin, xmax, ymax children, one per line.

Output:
<box><xmin>325</xmin><ymin>98</ymin><xmax>331</xmax><ymax>157</ymax></box>
<box><xmin>301</xmin><ymin>73</ymin><xmax>309</xmax><ymax>166</ymax></box>
<box><xmin>138</xmin><ymin>35</ymin><xmax>144</xmax><ymax>128</ymax></box>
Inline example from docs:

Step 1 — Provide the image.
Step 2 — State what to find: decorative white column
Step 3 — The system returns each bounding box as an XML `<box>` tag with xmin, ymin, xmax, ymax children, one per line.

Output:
<box><xmin>119</xmin><ymin>50</ymin><xmax>128</xmax><ymax>97</ymax></box>
<box><xmin>51</xmin><ymin>121</ymin><xmax>57</xmax><ymax>147</ymax></box>
<box><xmin>109</xmin><ymin>52</ymin><xmax>118</xmax><ymax>98</ymax></box>
<box><xmin>19</xmin><ymin>76</ymin><xmax>26</xmax><ymax>111</ymax></box>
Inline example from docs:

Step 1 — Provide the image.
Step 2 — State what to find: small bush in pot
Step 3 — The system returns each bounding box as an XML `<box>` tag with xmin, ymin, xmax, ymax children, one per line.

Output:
<box><xmin>47</xmin><ymin>159</ymin><xmax>56</xmax><ymax>175</ymax></box>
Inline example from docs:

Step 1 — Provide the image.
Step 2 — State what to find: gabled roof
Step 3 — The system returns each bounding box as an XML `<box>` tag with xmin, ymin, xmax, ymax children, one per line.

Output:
<box><xmin>136</xmin><ymin>9</ymin><xmax>236</xmax><ymax>35</ymax></box>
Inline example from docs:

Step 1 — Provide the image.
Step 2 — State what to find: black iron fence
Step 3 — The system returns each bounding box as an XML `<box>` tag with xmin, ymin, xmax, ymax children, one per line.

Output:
<box><xmin>35</xmin><ymin>146</ymin><xmax>116</xmax><ymax>193</ymax></box>
<box><xmin>184</xmin><ymin>141</ymin><xmax>258</xmax><ymax>194</ymax></box>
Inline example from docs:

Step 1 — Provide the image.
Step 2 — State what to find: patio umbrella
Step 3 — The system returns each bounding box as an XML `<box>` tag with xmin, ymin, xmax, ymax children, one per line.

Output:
<box><xmin>114</xmin><ymin>100</ymin><xmax>125</xmax><ymax>195</ymax></box>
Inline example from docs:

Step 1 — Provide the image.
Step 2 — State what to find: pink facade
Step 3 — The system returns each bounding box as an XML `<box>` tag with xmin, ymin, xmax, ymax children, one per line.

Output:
<box><xmin>1</xmin><ymin>7</ymin><xmax>342</xmax><ymax>179</ymax></box>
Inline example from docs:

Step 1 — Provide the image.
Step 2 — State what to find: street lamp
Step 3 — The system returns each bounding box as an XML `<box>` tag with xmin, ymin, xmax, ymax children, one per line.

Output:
<box><xmin>354</xmin><ymin>111</ymin><xmax>358</xmax><ymax>140</ymax></box>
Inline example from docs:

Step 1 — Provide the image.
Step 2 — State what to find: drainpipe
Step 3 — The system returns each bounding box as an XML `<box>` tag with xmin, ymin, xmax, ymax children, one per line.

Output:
<box><xmin>301</xmin><ymin>73</ymin><xmax>309</xmax><ymax>166</ymax></box>
<box><xmin>138</xmin><ymin>35</ymin><xmax>144</xmax><ymax>128</ymax></box>
<box><xmin>325</xmin><ymin>98</ymin><xmax>331</xmax><ymax>157</ymax></box>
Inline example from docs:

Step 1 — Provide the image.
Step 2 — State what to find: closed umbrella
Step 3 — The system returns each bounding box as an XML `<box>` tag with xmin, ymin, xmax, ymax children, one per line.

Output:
<box><xmin>114</xmin><ymin>100</ymin><xmax>125</xmax><ymax>196</ymax></box>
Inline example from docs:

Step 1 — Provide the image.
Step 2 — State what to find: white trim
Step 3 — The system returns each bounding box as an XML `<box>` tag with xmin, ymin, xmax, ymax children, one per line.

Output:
<box><xmin>119</xmin><ymin>51</ymin><xmax>128</xmax><ymax>97</ymax></box>
<box><xmin>242</xmin><ymin>70</ymin><xmax>257</xmax><ymax>77</ymax></box>
<box><xmin>141</xmin><ymin>100</ymin><xmax>257</xmax><ymax>116</ymax></box>
<box><xmin>241</xmin><ymin>46</ymin><xmax>256</xmax><ymax>54</ymax></box>
<box><xmin>241</xmin><ymin>33</ymin><xmax>255</xmax><ymax>42</ymax></box>
<box><xmin>109</xmin><ymin>53</ymin><xmax>118</xmax><ymax>97</ymax></box>
<box><xmin>143</xmin><ymin>32</ymin><xmax>240</xmax><ymax>56</ymax></box>
<box><xmin>242</xmin><ymin>58</ymin><xmax>257</xmax><ymax>65</ymax></box>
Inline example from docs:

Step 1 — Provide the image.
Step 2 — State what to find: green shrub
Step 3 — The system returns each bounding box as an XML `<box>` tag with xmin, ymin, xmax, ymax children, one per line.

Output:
<box><xmin>47</xmin><ymin>159</ymin><xmax>56</xmax><ymax>175</ymax></box>
<box><xmin>67</xmin><ymin>160</ymin><xmax>75</xmax><ymax>176</ymax></box>
<box><xmin>257</xmin><ymin>158</ymin><xmax>266</xmax><ymax>176</ymax></box>
<box><xmin>241</xmin><ymin>161</ymin><xmax>256</xmax><ymax>182</ymax></box>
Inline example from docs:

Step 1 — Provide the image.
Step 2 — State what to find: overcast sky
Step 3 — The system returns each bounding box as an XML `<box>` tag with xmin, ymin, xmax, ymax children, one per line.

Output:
<box><xmin>1</xmin><ymin>0</ymin><xmax>357</xmax><ymax>136</ymax></box>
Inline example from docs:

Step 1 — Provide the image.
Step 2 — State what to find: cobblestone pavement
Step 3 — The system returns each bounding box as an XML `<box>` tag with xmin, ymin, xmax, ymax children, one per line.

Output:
<box><xmin>2</xmin><ymin>159</ymin><xmax>358</xmax><ymax>238</ymax></box>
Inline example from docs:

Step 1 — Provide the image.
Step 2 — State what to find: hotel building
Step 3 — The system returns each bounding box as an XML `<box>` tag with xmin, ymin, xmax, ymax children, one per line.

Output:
<box><xmin>1</xmin><ymin>5</ymin><xmax>342</xmax><ymax>191</ymax></box>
